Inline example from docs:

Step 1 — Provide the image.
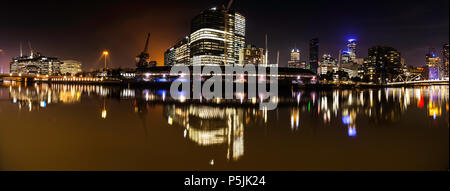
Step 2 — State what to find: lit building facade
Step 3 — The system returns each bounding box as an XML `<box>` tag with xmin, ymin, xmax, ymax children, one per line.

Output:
<box><xmin>60</xmin><ymin>60</ymin><xmax>82</xmax><ymax>75</ymax></box>
<box><xmin>190</xmin><ymin>8</ymin><xmax>245</xmax><ymax>65</ymax></box>
<box><xmin>347</xmin><ymin>39</ymin><xmax>357</xmax><ymax>61</ymax></box>
<box><xmin>309</xmin><ymin>38</ymin><xmax>319</xmax><ymax>73</ymax></box>
<box><xmin>426</xmin><ymin>48</ymin><xmax>442</xmax><ymax>80</ymax></box>
<box><xmin>239</xmin><ymin>44</ymin><xmax>264</xmax><ymax>65</ymax></box>
<box><xmin>10</xmin><ymin>52</ymin><xmax>61</xmax><ymax>76</ymax></box>
<box><xmin>164</xmin><ymin>48</ymin><xmax>176</xmax><ymax>66</ymax></box>
<box><xmin>364</xmin><ymin>46</ymin><xmax>402</xmax><ymax>83</ymax></box>
<box><xmin>288</xmin><ymin>48</ymin><xmax>303</xmax><ymax>68</ymax></box>
<box><xmin>319</xmin><ymin>54</ymin><xmax>337</xmax><ymax>75</ymax></box>
<box><xmin>340</xmin><ymin>39</ymin><xmax>358</xmax><ymax>66</ymax></box>
<box><xmin>442</xmin><ymin>43</ymin><xmax>449</xmax><ymax>79</ymax></box>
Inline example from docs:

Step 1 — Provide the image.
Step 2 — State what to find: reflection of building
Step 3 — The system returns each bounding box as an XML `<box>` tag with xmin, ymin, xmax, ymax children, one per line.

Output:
<box><xmin>163</xmin><ymin>104</ymin><xmax>265</xmax><ymax>161</ymax></box>
<box><xmin>60</xmin><ymin>60</ymin><xmax>82</xmax><ymax>75</ymax></box>
<box><xmin>8</xmin><ymin>83</ymin><xmax>82</xmax><ymax>111</ymax></box>
<box><xmin>190</xmin><ymin>7</ymin><xmax>245</xmax><ymax>65</ymax></box>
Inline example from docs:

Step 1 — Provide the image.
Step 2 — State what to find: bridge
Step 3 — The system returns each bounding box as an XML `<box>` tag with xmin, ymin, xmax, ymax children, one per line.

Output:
<box><xmin>387</xmin><ymin>73</ymin><xmax>449</xmax><ymax>86</ymax></box>
<box><xmin>387</xmin><ymin>79</ymin><xmax>449</xmax><ymax>86</ymax></box>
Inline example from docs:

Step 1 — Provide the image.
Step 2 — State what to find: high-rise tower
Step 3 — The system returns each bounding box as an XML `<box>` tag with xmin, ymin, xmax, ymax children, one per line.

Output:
<box><xmin>190</xmin><ymin>7</ymin><xmax>245</xmax><ymax>65</ymax></box>
<box><xmin>309</xmin><ymin>38</ymin><xmax>319</xmax><ymax>73</ymax></box>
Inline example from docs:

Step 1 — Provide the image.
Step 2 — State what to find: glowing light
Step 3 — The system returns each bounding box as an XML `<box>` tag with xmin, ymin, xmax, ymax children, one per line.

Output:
<box><xmin>342</xmin><ymin>115</ymin><xmax>351</xmax><ymax>125</ymax></box>
<box><xmin>168</xmin><ymin>116</ymin><xmax>173</xmax><ymax>125</ymax></box>
<box><xmin>102</xmin><ymin>51</ymin><xmax>109</xmax><ymax>56</ymax></box>
<box><xmin>348</xmin><ymin>126</ymin><xmax>357</xmax><ymax>137</ymax></box>
<box><xmin>101</xmin><ymin>109</ymin><xmax>107</xmax><ymax>119</ymax></box>
<box><xmin>40</xmin><ymin>101</ymin><xmax>47</xmax><ymax>108</ymax></box>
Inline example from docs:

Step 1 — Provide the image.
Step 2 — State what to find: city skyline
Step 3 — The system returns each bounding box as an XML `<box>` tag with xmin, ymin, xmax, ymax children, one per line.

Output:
<box><xmin>0</xmin><ymin>0</ymin><xmax>449</xmax><ymax>71</ymax></box>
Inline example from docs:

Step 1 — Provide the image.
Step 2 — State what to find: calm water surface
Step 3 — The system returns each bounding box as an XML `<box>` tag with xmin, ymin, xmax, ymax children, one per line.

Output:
<box><xmin>0</xmin><ymin>82</ymin><xmax>448</xmax><ymax>170</ymax></box>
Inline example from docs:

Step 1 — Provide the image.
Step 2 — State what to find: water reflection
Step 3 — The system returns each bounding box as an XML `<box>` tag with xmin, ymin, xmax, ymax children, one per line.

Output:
<box><xmin>1</xmin><ymin>82</ymin><xmax>448</xmax><ymax>169</ymax></box>
<box><xmin>163</xmin><ymin>105</ymin><xmax>254</xmax><ymax>161</ymax></box>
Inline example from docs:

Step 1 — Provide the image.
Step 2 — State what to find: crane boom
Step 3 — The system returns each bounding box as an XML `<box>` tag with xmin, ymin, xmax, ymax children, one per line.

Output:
<box><xmin>143</xmin><ymin>33</ymin><xmax>151</xmax><ymax>53</ymax></box>
<box><xmin>226</xmin><ymin>0</ymin><xmax>234</xmax><ymax>10</ymax></box>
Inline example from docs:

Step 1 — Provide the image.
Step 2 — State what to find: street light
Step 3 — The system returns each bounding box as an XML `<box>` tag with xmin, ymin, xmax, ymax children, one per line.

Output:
<box><xmin>102</xmin><ymin>50</ymin><xmax>109</xmax><ymax>70</ymax></box>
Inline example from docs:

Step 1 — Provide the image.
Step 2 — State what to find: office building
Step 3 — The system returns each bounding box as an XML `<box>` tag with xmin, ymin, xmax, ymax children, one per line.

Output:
<box><xmin>309</xmin><ymin>38</ymin><xmax>319</xmax><ymax>73</ymax></box>
<box><xmin>364</xmin><ymin>46</ymin><xmax>402</xmax><ymax>83</ymax></box>
<box><xmin>442</xmin><ymin>43</ymin><xmax>449</xmax><ymax>79</ymax></box>
<box><xmin>318</xmin><ymin>54</ymin><xmax>337</xmax><ymax>75</ymax></box>
<box><xmin>426</xmin><ymin>48</ymin><xmax>442</xmax><ymax>80</ymax></box>
<box><xmin>10</xmin><ymin>51</ymin><xmax>61</xmax><ymax>76</ymax></box>
<box><xmin>60</xmin><ymin>60</ymin><xmax>82</xmax><ymax>75</ymax></box>
<box><xmin>288</xmin><ymin>48</ymin><xmax>302</xmax><ymax>68</ymax></box>
<box><xmin>190</xmin><ymin>7</ymin><xmax>245</xmax><ymax>65</ymax></box>
<box><xmin>239</xmin><ymin>44</ymin><xmax>264</xmax><ymax>65</ymax></box>
<box><xmin>164</xmin><ymin>47</ymin><xmax>176</xmax><ymax>66</ymax></box>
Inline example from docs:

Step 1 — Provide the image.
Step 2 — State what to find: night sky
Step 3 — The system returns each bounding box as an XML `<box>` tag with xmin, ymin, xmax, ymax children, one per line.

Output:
<box><xmin>0</xmin><ymin>0</ymin><xmax>448</xmax><ymax>72</ymax></box>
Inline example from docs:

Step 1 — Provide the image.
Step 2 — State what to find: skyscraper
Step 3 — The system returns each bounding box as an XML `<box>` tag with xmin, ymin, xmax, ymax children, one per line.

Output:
<box><xmin>309</xmin><ymin>38</ymin><xmax>319</xmax><ymax>73</ymax></box>
<box><xmin>288</xmin><ymin>48</ymin><xmax>302</xmax><ymax>68</ymax></box>
<box><xmin>365</xmin><ymin>46</ymin><xmax>402</xmax><ymax>83</ymax></box>
<box><xmin>347</xmin><ymin>39</ymin><xmax>357</xmax><ymax>61</ymax></box>
<box><xmin>340</xmin><ymin>39</ymin><xmax>358</xmax><ymax>66</ymax></box>
<box><xmin>443</xmin><ymin>43</ymin><xmax>449</xmax><ymax>79</ymax></box>
<box><xmin>164</xmin><ymin>47</ymin><xmax>176</xmax><ymax>66</ymax></box>
<box><xmin>190</xmin><ymin>7</ymin><xmax>245</xmax><ymax>65</ymax></box>
<box><xmin>426</xmin><ymin>48</ymin><xmax>441</xmax><ymax>80</ymax></box>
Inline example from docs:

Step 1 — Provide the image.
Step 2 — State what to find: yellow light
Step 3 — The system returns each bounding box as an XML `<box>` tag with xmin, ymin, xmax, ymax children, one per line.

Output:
<box><xmin>103</xmin><ymin>51</ymin><xmax>109</xmax><ymax>56</ymax></box>
<box><xmin>101</xmin><ymin>109</ymin><xmax>107</xmax><ymax>119</ymax></box>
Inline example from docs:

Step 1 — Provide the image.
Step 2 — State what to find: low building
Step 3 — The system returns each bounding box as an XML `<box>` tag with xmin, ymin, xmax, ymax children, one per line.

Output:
<box><xmin>60</xmin><ymin>60</ymin><xmax>82</xmax><ymax>75</ymax></box>
<box><xmin>319</xmin><ymin>54</ymin><xmax>337</xmax><ymax>75</ymax></box>
<box><xmin>10</xmin><ymin>52</ymin><xmax>61</xmax><ymax>76</ymax></box>
<box><xmin>239</xmin><ymin>44</ymin><xmax>264</xmax><ymax>65</ymax></box>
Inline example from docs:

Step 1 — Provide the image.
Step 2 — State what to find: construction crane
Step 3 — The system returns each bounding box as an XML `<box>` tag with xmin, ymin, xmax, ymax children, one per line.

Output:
<box><xmin>136</xmin><ymin>33</ymin><xmax>151</xmax><ymax>68</ymax></box>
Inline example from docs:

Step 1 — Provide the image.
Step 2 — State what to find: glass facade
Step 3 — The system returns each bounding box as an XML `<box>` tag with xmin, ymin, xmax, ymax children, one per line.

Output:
<box><xmin>190</xmin><ymin>8</ymin><xmax>245</xmax><ymax>65</ymax></box>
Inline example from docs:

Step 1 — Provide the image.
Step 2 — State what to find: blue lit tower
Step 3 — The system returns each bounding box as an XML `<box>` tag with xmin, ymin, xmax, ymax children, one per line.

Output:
<box><xmin>426</xmin><ymin>48</ymin><xmax>442</xmax><ymax>80</ymax></box>
<box><xmin>347</xmin><ymin>39</ymin><xmax>357</xmax><ymax>61</ymax></box>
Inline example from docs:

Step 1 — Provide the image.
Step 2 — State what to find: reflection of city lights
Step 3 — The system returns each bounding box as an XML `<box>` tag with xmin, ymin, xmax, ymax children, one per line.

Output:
<box><xmin>418</xmin><ymin>95</ymin><xmax>424</xmax><ymax>108</ymax></box>
<box><xmin>168</xmin><ymin>116</ymin><xmax>173</xmax><ymax>125</ymax></box>
<box><xmin>101</xmin><ymin>109</ymin><xmax>107</xmax><ymax>119</ymax></box>
<box><xmin>348</xmin><ymin>126</ymin><xmax>357</xmax><ymax>137</ymax></box>
<box><xmin>40</xmin><ymin>101</ymin><xmax>47</xmax><ymax>108</ymax></box>
<box><xmin>179</xmin><ymin>95</ymin><xmax>186</xmax><ymax>103</ymax></box>
<box><xmin>342</xmin><ymin>115</ymin><xmax>351</xmax><ymax>125</ymax></box>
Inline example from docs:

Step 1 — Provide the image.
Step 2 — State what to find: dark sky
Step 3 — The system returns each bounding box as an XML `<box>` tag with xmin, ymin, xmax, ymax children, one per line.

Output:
<box><xmin>0</xmin><ymin>0</ymin><xmax>448</xmax><ymax>72</ymax></box>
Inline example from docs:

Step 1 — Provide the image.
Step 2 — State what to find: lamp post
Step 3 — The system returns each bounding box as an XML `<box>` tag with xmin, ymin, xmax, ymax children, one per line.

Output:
<box><xmin>102</xmin><ymin>50</ymin><xmax>109</xmax><ymax>71</ymax></box>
